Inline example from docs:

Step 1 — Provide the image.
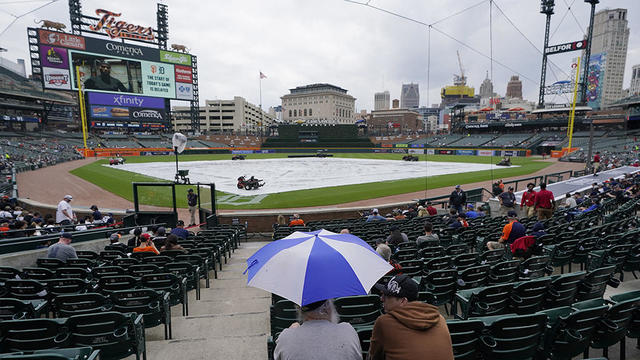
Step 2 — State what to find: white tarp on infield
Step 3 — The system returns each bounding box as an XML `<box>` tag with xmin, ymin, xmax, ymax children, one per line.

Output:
<box><xmin>110</xmin><ymin>158</ymin><xmax>513</xmax><ymax>195</ymax></box>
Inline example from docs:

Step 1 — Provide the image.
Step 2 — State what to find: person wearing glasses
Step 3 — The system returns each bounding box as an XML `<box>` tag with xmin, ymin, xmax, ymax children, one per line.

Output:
<box><xmin>84</xmin><ymin>61</ymin><xmax>128</xmax><ymax>92</ymax></box>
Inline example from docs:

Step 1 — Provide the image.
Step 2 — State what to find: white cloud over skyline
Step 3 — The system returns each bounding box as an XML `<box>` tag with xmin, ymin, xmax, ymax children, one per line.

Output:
<box><xmin>1</xmin><ymin>0</ymin><xmax>639</xmax><ymax>111</ymax></box>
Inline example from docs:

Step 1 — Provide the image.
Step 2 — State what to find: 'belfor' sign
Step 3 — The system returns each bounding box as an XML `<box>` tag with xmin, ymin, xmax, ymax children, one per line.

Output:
<box><xmin>545</xmin><ymin>40</ymin><xmax>587</xmax><ymax>55</ymax></box>
<box><xmin>89</xmin><ymin>9</ymin><xmax>155</xmax><ymax>41</ymax></box>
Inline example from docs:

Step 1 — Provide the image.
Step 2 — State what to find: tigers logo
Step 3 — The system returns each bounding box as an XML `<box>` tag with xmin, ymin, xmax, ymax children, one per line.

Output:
<box><xmin>45</xmin><ymin>73</ymin><xmax>69</xmax><ymax>86</ymax></box>
<box><xmin>89</xmin><ymin>9</ymin><xmax>155</xmax><ymax>41</ymax></box>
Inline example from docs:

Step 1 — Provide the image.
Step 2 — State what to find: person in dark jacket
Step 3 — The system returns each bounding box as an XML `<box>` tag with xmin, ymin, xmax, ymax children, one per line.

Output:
<box><xmin>448</xmin><ymin>185</ymin><xmax>466</xmax><ymax>214</ymax></box>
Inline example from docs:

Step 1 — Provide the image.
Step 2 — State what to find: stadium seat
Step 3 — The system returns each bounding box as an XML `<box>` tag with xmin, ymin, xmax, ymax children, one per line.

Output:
<box><xmin>141</xmin><ymin>273</ymin><xmax>188</xmax><ymax>316</ymax></box>
<box><xmin>477</xmin><ymin>313</ymin><xmax>546</xmax><ymax>360</ymax></box>
<box><xmin>21</xmin><ymin>267</ymin><xmax>55</xmax><ymax>281</ymax></box>
<box><xmin>46</xmin><ymin>278</ymin><xmax>91</xmax><ymax>297</ymax></box>
<box><xmin>544</xmin><ymin>271</ymin><xmax>587</xmax><ymax>308</ymax></box>
<box><xmin>65</xmin><ymin>258</ymin><xmax>96</xmax><ymax>269</ymax></box>
<box><xmin>488</xmin><ymin>260</ymin><xmax>520</xmax><ymax>285</ymax></box>
<box><xmin>0</xmin><ymin>267</ymin><xmax>22</xmax><ymax>281</ymax></box>
<box><xmin>0</xmin><ymin>347</ymin><xmax>100</xmax><ymax>360</ymax></box>
<box><xmin>3</xmin><ymin>279</ymin><xmax>48</xmax><ymax>301</ymax></box>
<box><xmin>446</xmin><ymin>319</ymin><xmax>484</xmax><ymax>360</ymax></box>
<box><xmin>355</xmin><ymin>325</ymin><xmax>374</xmax><ymax>359</ymax></box>
<box><xmin>509</xmin><ymin>277</ymin><xmax>551</xmax><ymax>314</ymax></box>
<box><xmin>479</xmin><ymin>249</ymin><xmax>506</xmax><ymax>265</ymax></box>
<box><xmin>91</xmin><ymin>266</ymin><xmax>126</xmax><ymax>279</ymax></box>
<box><xmin>128</xmin><ymin>264</ymin><xmax>161</xmax><ymax>278</ymax></box>
<box><xmin>334</xmin><ymin>295</ymin><xmax>382</xmax><ymax>326</ymax></box>
<box><xmin>66</xmin><ymin>311</ymin><xmax>146</xmax><ymax>360</ymax></box>
<box><xmin>457</xmin><ymin>265</ymin><xmax>490</xmax><ymax>290</ymax></box>
<box><xmin>397</xmin><ymin>260</ymin><xmax>422</xmax><ymax>276</ymax></box>
<box><xmin>453</xmin><ymin>283</ymin><xmax>513</xmax><ymax>319</ymax></box>
<box><xmin>52</xmin><ymin>293</ymin><xmax>111</xmax><ymax>318</ymax></box>
<box><xmin>452</xmin><ymin>253</ymin><xmax>478</xmax><ymax>271</ymax></box>
<box><xmin>36</xmin><ymin>258</ymin><xmax>66</xmax><ymax>270</ymax></box>
<box><xmin>540</xmin><ymin>304</ymin><xmax>608</xmax><ymax>359</ymax></box>
<box><xmin>517</xmin><ymin>256</ymin><xmax>553</xmax><ymax>280</ymax></box>
<box><xmin>420</xmin><ymin>269</ymin><xmax>458</xmax><ymax>313</ymax></box>
<box><xmin>175</xmin><ymin>254</ymin><xmax>210</xmax><ymax>288</ymax></box>
<box><xmin>141</xmin><ymin>255</ymin><xmax>172</xmax><ymax>268</ymax></box>
<box><xmin>55</xmin><ymin>267</ymin><xmax>90</xmax><ymax>280</ymax></box>
<box><xmin>577</xmin><ymin>266</ymin><xmax>618</xmax><ymax>301</ymax></box>
<box><xmin>423</xmin><ymin>256</ymin><xmax>452</xmax><ymax>272</ymax></box>
<box><xmin>112</xmin><ymin>258</ymin><xmax>140</xmax><ymax>270</ymax></box>
<box><xmin>544</xmin><ymin>239</ymin><xmax>579</xmax><ymax>274</ymax></box>
<box><xmin>75</xmin><ymin>251</ymin><xmax>99</xmax><ymax>261</ymax></box>
<box><xmin>97</xmin><ymin>275</ymin><xmax>138</xmax><ymax>294</ymax></box>
<box><xmin>0</xmin><ymin>317</ymin><xmax>71</xmax><ymax>352</ymax></box>
<box><xmin>0</xmin><ymin>298</ymin><xmax>47</xmax><ymax>320</ymax></box>
<box><xmin>110</xmin><ymin>288</ymin><xmax>172</xmax><ymax>340</ymax></box>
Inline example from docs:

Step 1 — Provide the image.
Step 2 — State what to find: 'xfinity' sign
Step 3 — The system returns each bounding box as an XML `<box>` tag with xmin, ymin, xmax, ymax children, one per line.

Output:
<box><xmin>87</xmin><ymin>92</ymin><xmax>165</xmax><ymax>109</ymax></box>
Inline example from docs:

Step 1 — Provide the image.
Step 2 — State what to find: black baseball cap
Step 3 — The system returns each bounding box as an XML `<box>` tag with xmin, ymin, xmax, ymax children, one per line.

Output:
<box><xmin>374</xmin><ymin>274</ymin><xmax>418</xmax><ymax>301</ymax></box>
<box><xmin>60</xmin><ymin>232</ymin><xmax>73</xmax><ymax>240</ymax></box>
<box><xmin>507</xmin><ymin>210</ymin><xmax>518</xmax><ymax>218</ymax></box>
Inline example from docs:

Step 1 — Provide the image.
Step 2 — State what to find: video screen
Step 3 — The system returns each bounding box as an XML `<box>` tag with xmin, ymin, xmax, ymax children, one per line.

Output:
<box><xmin>70</xmin><ymin>51</ymin><xmax>143</xmax><ymax>94</ymax></box>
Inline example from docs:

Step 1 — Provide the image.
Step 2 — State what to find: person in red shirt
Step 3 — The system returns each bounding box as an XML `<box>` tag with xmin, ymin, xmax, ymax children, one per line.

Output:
<box><xmin>520</xmin><ymin>183</ymin><xmax>537</xmax><ymax>217</ymax></box>
<box><xmin>426</xmin><ymin>202</ymin><xmax>438</xmax><ymax>216</ymax></box>
<box><xmin>534</xmin><ymin>183</ymin><xmax>555</xmax><ymax>220</ymax></box>
<box><xmin>593</xmin><ymin>152</ymin><xmax>601</xmax><ymax>176</ymax></box>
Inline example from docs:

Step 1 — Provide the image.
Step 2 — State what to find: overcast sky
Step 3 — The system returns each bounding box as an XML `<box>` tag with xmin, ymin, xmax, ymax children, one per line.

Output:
<box><xmin>1</xmin><ymin>0</ymin><xmax>639</xmax><ymax>111</ymax></box>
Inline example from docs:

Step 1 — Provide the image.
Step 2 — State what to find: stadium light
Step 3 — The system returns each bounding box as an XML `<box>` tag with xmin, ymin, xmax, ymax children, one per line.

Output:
<box><xmin>540</xmin><ymin>0</ymin><xmax>555</xmax><ymax>15</ymax></box>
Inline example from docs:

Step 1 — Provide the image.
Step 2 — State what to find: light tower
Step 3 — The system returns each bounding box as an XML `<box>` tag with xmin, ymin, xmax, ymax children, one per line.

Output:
<box><xmin>538</xmin><ymin>0</ymin><xmax>555</xmax><ymax>108</ymax></box>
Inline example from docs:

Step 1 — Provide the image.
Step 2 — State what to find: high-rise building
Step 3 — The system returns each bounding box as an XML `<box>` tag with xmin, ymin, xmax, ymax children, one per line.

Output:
<box><xmin>374</xmin><ymin>91</ymin><xmax>390</xmax><ymax>110</ymax></box>
<box><xmin>281</xmin><ymin>83</ymin><xmax>356</xmax><ymax>124</ymax></box>
<box><xmin>400</xmin><ymin>83</ymin><xmax>419</xmax><ymax>108</ymax></box>
<box><xmin>630</xmin><ymin>64</ymin><xmax>640</xmax><ymax>96</ymax></box>
<box><xmin>479</xmin><ymin>72</ymin><xmax>494</xmax><ymax>100</ymax></box>
<box><xmin>588</xmin><ymin>8</ymin><xmax>630</xmax><ymax>107</ymax></box>
<box><xmin>505</xmin><ymin>75</ymin><xmax>523</xmax><ymax>99</ymax></box>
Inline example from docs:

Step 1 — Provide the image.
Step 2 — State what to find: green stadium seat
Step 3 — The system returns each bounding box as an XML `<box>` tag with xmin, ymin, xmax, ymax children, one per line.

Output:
<box><xmin>477</xmin><ymin>313</ymin><xmax>546</xmax><ymax>360</ymax></box>
<box><xmin>0</xmin><ymin>318</ymin><xmax>71</xmax><ymax>352</ymax></box>
<box><xmin>0</xmin><ymin>347</ymin><xmax>100</xmax><ymax>360</ymax></box>
<box><xmin>334</xmin><ymin>295</ymin><xmax>382</xmax><ymax>327</ymax></box>
<box><xmin>97</xmin><ymin>275</ymin><xmax>138</xmax><ymax>294</ymax></box>
<box><xmin>0</xmin><ymin>267</ymin><xmax>21</xmax><ymax>281</ymax></box>
<box><xmin>110</xmin><ymin>288</ymin><xmax>172</xmax><ymax>340</ymax></box>
<box><xmin>446</xmin><ymin>319</ymin><xmax>484</xmax><ymax>360</ymax></box>
<box><xmin>128</xmin><ymin>264</ymin><xmax>161</xmax><ymax>278</ymax></box>
<box><xmin>0</xmin><ymin>298</ymin><xmax>47</xmax><ymax>321</ymax></box>
<box><xmin>540</xmin><ymin>304</ymin><xmax>608</xmax><ymax>359</ymax></box>
<box><xmin>453</xmin><ymin>283</ymin><xmax>513</xmax><ymax>319</ymax></box>
<box><xmin>141</xmin><ymin>273</ymin><xmax>188</xmax><ymax>316</ymax></box>
<box><xmin>55</xmin><ymin>267</ymin><xmax>90</xmax><ymax>280</ymax></box>
<box><xmin>91</xmin><ymin>266</ymin><xmax>126</xmax><ymax>279</ymax></box>
<box><xmin>577</xmin><ymin>266</ymin><xmax>618</xmax><ymax>301</ymax></box>
<box><xmin>517</xmin><ymin>256</ymin><xmax>553</xmax><ymax>280</ymax></box>
<box><xmin>112</xmin><ymin>258</ymin><xmax>140</xmax><ymax>270</ymax></box>
<box><xmin>3</xmin><ymin>280</ymin><xmax>48</xmax><ymax>301</ymax></box>
<box><xmin>545</xmin><ymin>271</ymin><xmax>587</xmax><ymax>308</ymax></box>
<box><xmin>65</xmin><ymin>258</ymin><xmax>96</xmax><ymax>269</ymax></box>
<box><xmin>488</xmin><ymin>260</ymin><xmax>520</xmax><ymax>285</ymax></box>
<box><xmin>457</xmin><ymin>265</ymin><xmax>490</xmax><ymax>290</ymax></box>
<box><xmin>36</xmin><ymin>258</ymin><xmax>65</xmax><ymax>270</ymax></box>
<box><xmin>21</xmin><ymin>267</ymin><xmax>55</xmax><ymax>281</ymax></box>
<box><xmin>175</xmin><ymin>254</ymin><xmax>210</xmax><ymax>288</ymax></box>
<box><xmin>164</xmin><ymin>262</ymin><xmax>201</xmax><ymax>300</ymax></box>
<box><xmin>52</xmin><ymin>293</ymin><xmax>111</xmax><ymax>318</ymax></box>
<box><xmin>46</xmin><ymin>278</ymin><xmax>91</xmax><ymax>297</ymax></box>
<box><xmin>510</xmin><ymin>277</ymin><xmax>552</xmax><ymax>314</ymax></box>
<box><xmin>544</xmin><ymin>239</ymin><xmax>579</xmax><ymax>274</ymax></box>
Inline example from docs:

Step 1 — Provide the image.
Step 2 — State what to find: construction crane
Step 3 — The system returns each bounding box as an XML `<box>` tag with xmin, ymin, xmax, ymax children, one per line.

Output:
<box><xmin>453</xmin><ymin>50</ymin><xmax>467</xmax><ymax>86</ymax></box>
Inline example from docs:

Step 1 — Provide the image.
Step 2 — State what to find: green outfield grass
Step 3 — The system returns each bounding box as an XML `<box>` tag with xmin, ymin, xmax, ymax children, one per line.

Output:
<box><xmin>69</xmin><ymin>153</ymin><xmax>551</xmax><ymax>209</ymax></box>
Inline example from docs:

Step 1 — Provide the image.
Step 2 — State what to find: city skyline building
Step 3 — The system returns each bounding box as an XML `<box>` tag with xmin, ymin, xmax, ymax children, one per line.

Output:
<box><xmin>588</xmin><ymin>8</ymin><xmax>630</xmax><ymax>107</ymax></box>
<box><xmin>281</xmin><ymin>83</ymin><xmax>356</xmax><ymax>124</ymax></box>
<box><xmin>400</xmin><ymin>83</ymin><xmax>419</xmax><ymax>109</ymax></box>
<box><xmin>374</xmin><ymin>91</ymin><xmax>390</xmax><ymax>110</ymax></box>
<box><xmin>630</xmin><ymin>64</ymin><xmax>640</xmax><ymax>96</ymax></box>
<box><xmin>506</xmin><ymin>75</ymin><xmax>523</xmax><ymax>99</ymax></box>
<box><xmin>172</xmin><ymin>96</ymin><xmax>275</xmax><ymax>133</ymax></box>
<box><xmin>479</xmin><ymin>71</ymin><xmax>494</xmax><ymax>100</ymax></box>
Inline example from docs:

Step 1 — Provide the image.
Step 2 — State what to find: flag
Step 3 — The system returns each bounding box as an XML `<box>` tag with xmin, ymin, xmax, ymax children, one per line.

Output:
<box><xmin>260</xmin><ymin>71</ymin><xmax>267</xmax><ymax>79</ymax></box>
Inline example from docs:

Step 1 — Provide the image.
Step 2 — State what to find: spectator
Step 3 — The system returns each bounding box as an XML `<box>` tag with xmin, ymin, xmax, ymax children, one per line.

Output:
<box><xmin>530</xmin><ymin>221</ymin><xmax>546</xmax><ymax>238</ymax></box>
<box><xmin>128</xmin><ymin>227</ymin><xmax>143</xmax><ymax>247</ymax></box>
<box><xmin>393</xmin><ymin>209</ymin><xmax>406</xmax><ymax>221</ymax></box>
<box><xmin>405</xmin><ymin>205</ymin><xmax>418</xmax><ymax>219</ymax></box>
<box><xmin>449</xmin><ymin>213</ymin><xmax>469</xmax><ymax>229</ymax></box>
<box><xmin>0</xmin><ymin>206</ymin><xmax>13</xmax><ymax>220</ymax></box>
<box><xmin>288</xmin><ymin>214</ymin><xmax>305</xmax><ymax>227</ymax></box>
<box><xmin>366</xmin><ymin>209</ymin><xmax>386</xmax><ymax>222</ymax></box>
<box><xmin>90</xmin><ymin>205</ymin><xmax>103</xmax><ymax>223</ymax></box>
<box><xmin>273</xmin><ymin>299</ymin><xmax>361</xmax><ymax>360</ymax></box>
<box><xmin>416</xmin><ymin>222</ymin><xmax>439</xmax><ymax>247</ymax></box>
<box><xmin>152</xmin><ymin>226</ymin><xmax>168</xmax><ymax>248</ymax></box>
<box><xmin>56</xmin><ymin>195</ymin><xmax>76</xmax><ymax>225</ymax></box>
<box><xmin>563</xmin><ymin>192</ymin><xmax>577</xmax><ymax>209</ymax></box>
<box><xmin>386</xmin><ymin>225</ymin><xmax>408</xmax><ymax>246</ymax></box>
<box><xmin>416</xmin><ymin>206</ymin><xmax>428</xmax><ymax>217</ymax></box>
<box><xmin>369</xmin><ymin>274</ymin><xmax>454</xmax><ymax>360</ymax></box>
<box><xmin>464</xmin><ymin>204</ymin><xmax>479</xmax><ymax>219</ymax></box>
<box><xmin>160</xmin><ymin>234</ymin><xmax>187</xmax><ymax>253</ymax></box>
<box><xmin>170</xmin><ymin>220</ymin><xmax>190</xmax><ymax>240</ymax></box>
<box><xmin>492</xmin><ymin>179</ymin><xmax>504</xmax><ymax>196</ymax></box>
<box><xmin>487</xmin><ymin>211</ymin><xmax>526</xmax><ymax>250</ymax></box>
<box><xmin>133</xmin><ymin>233</ymin><xmax>159</xmax><ymax>255</ymax></box>
<box><xmin>534</xmin><ymin>183</ymin><xmax>555</xmax><ymax>220</ymax></box>
<box><xmin>339</xmin><ymin>228</ymin><xmax>350</xmax><ymax>234</ymax></box>
<box><xmin>46</xmin><ymin>232</ymin><xmax>78</xmax><ymax>261</ymax></box>
<box><xmin>448</xmin><ymin>185</ymin><xmax>466</xmax><ymax>214</ymax></box>
<box><xmin>376</xmin><ymin>241</ymin><xmax>402</xmax><ymax>275</ymax></box>
<box><xmin>107</xmin><ymin>233</ymin><xmax>127</xmax><ymax>251</ymax></box>
<box><xmin>520</xmin><ymin>183</ymin><xmax>537</xmax><ymax>217</ymax></box>
<box><xmin>187</xmin><ymin>189</ymin><xmax>198</xmax><ymax>226</ymax></box>
<box><xmin>498</xmin><ymin>186</ymin><xmax>516</xmax><ymax>216</ymax></box>
<box><xmin>425</xmin><ymin>202</ymin><xmax>438</xmax><ymax>216</ymax></box>
<box><xmin>273</xmin><ymin>215</ymin><xmax>287</xmax><ymax>231</ymax></box>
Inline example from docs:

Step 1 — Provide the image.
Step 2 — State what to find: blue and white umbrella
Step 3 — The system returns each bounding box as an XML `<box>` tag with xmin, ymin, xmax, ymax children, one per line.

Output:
<box><xmin>245</xmin><ymin>229</ymin><xmax>392</xmax><ymax>306</ymax></box>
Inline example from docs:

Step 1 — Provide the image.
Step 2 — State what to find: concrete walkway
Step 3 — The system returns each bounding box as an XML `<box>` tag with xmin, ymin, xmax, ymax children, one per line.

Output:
<box><xmin>126</xmin><ymin>241</ymin><xmax>271</xmax><ymax>360</ymax></box>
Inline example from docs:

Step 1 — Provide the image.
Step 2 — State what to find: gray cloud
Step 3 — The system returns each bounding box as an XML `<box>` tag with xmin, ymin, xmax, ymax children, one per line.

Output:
<box><xmin>1</xmin><ymin>0</ymin><xmax>638</xmax><ymax>112</ymax></box>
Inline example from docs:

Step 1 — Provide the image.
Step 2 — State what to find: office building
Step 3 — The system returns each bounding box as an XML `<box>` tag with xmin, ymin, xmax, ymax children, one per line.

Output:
<box><xmin>374</xmin><ymin>91</ymin><xmax>390</xmax><ymax>110</ymax></box>
<box><xmin>479</xmin><ymin>72</ymin><xmax>494</xmax><ymax>100</ymax></box>
<box><xmin>588</xmin><ymin>8</ymin><xmax>630</xmax><ymax>107</ymax></box>
<box><xmin>172</xmin><ymin>96</ymin><xmax>275</xmax><ymax>133</ymax></box>
<box><xmin>400</xmin><ymin>83</ymin><xmax>419</xmax><ymax>108</ymax></box>
<box><xmin>281</xmin><ymin>83</ymin><xmax>356</xmax><ymax>124</ymax></box>
<box><xmin>630</xmin><ymin>64</ymin><xmax>640</xmax><ymax>96</ymax></box>
<box><xmin>506</xmin><ymin>75</ymin><xmax>523</xmax><ymax>99</ymax></box>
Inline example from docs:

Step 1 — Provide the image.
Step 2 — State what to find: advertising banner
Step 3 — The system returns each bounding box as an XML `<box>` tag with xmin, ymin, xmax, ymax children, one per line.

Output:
<box><xmin>174</xmin><ymin>65</ymin><xmax>193</xmax><ymax>83</ymax></box>
<box><xmin>159</xmin><ymin>50</ymin><xmax>192</xmax><ymax>66</ymax></box>
<box><xmin>175</xmin><ymin>83</ymin><xmax>194</xmax><ymax>100</ymax></box>
<box><xmin>39</xmin><ymin>46</ymin><xmax>69</xmax><ymax>69</ymax></box>
<box><xmin>42</xmin><ymin>67</ymin><xmax>71</xmax><ymax>90</ymax></box>
<box><xmin>426</xmin><ymin>149</ymin><xmax>435</xmax><ymax>155</ymax></box>
<box><xmin>438</xmin><ymin>149</ymin><xmax>454</xmax><ymax>155</ymax></box>
<box><xmin>141</xmin><ymin>60</ymin><xmax>175</xmax><ymax>98</ymax></box>
<box><xmin>395</xmin><ymin>144</ymin><xmax>408</xmax><ymax>148</ymax></box>
<box><xmin>500</xmin><ymin>113</ymin><xmax>510</xmax><ymax>120</ymax></box>
<box><xmin>142</xmin><ymin>151</ymin><xmax>171</xmax><ymax>156</ymax></box>
<box><xmin>1</xmin><ymin>115</ymin><xmax>39</xmax><ymax>122</ymax></box>
<box><xmin>586</xmin><ymin>52</ymin><xmax>607</xmax><ymax>110</ymax></box>
<box><xmin>129</xmin><ymin>108</ymin><xmax>166</xmax><ymax>122</ymax></box>
<box><xmin>39</xmin><ymin>29</ymin><xmax>86</xmax><ymax>50</ymax></box>
<box><xmin>456</xmin><ymin>149</ymin><xmax>476</xmax><ymax>156</ymax></box>
<box><xmin>477</xmin><ymin>150</ymin><xmax>494</xmax><ymax>156</ymax></box>
<box><xmin>89</xmin><ymin>105</ymin><xmax>130</xmax><ymax>119</ymax></box>
<box><xmin>87</xmin><ymin>92</ymin><xmax>165</xmax><ymax>109</ymax></box>
<box><xmin>232</xmin><ymin>150</ymin><xmax>254</xmax><ymax>154</ymax></box>
<box><xmin>84</xmin><ymin>38</ymin><xmax>160</xmax><ymax>62</ymax></box>
<box><xmin>408</xmin><ymin>149</ymin><xmax>424</xmax><ymax>155</ymax></box>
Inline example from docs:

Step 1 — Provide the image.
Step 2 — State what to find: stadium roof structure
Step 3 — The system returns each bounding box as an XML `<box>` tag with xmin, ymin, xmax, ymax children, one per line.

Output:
<box><xmin>0</xmin><ymin>66</ymin><xmax>74</xmax><ymax>104</ymax></box>
<box><xmin>530</xmin><ymin>106</ymin><xmax>592</xmax><ymax>114</ymax></box>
